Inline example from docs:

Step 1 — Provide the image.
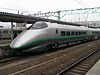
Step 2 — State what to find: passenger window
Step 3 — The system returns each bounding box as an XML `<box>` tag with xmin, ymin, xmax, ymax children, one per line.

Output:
<box><xmin>84</xmin><ymin>32</ymin><xmax>86</xmax><ymax>35</ymax></box>
<box><xmin>66</xmin><ymin>31</ymin><xmax>70</xmax><ymax>36</ymax></box>
<box><xmin>61</xmin><ymin>31</ymin><xmax>65</xmax><ymax>36</ymax></box>
<box><xmin>78</xmin><ymin>32</ymin><xmax>79</xmax><ymax>35</ymax></box>
<box><xmin>82</xmin><ymin>32</ymin><xmax>84</xmax><ymax>35</ymax></box>
<box><xmin>75</xmin><ymin>32</ymin><xmax>78</xmax><ymax>35</ymax></box>
<box><xmin>79</xmin><ymin>32</ymin><xmax>81</xmax><ymax>35</ymax></box>
<box><xmin>71</xmin><ymin>31</ymin><xmax>74</xmax><ymax>36</ymax></box>
<box><xmin>80</xmin><ymin>32</ymin><xmax>82</xmax><ymax>35</ymax></box>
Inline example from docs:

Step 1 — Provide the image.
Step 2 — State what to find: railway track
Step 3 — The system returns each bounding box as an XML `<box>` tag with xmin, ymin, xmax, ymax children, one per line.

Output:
<box><xmin>0</xmin><ymin>40</ymin><xmax>100</xmax><ymax>75</ymax></box>
<box><xmin>57</xmin><ymin>48</ymin><xmax>100</xmax><ymax>75</ymax></box>
<box><xmin>0</xmin><ymin>56</ymin><xmax>20</xmax><ymax>66</ymax></box>
<box><xmin>0</xmin><ymin>55</ymin><xmax>35</xmax><ymax>66</ymax></box>
<box><xmin>0</xmin><ymin>41</ymin><xmax>88</xmax><ymax>75</ymax></box>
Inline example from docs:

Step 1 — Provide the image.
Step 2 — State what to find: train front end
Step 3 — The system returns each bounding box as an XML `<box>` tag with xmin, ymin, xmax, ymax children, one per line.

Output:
<box><xmin>10</xmin><ymin>22</ymin><xmax>49</xmax><ymax>51</ymax></box>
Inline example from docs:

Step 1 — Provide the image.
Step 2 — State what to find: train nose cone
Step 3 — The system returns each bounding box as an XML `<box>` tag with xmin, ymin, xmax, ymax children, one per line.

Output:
<box><xmin>10</xmin><ymin>30</ymin><xmax>45</xmax><ymax>49</ymax></box>
<box><xmin>10</xmin><ymin>31</ymin><xmax>30</xmax><ymax>49</ymax></box>
<box><xmin>10</xmin><ymin>38</ymin><xmax>24</xmax><ymax>49</ymax></box>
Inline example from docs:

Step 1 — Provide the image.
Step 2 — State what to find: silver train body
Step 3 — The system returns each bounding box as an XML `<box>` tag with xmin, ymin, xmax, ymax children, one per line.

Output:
<box><xmin>10</xmin><ymin>21</ymin><xmax>100</xmax><ymax>52</ymax></box>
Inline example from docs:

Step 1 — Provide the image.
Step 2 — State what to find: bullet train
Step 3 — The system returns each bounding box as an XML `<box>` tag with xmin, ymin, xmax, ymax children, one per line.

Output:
<box><xmin>10</xmin><ymin>21</ymin><xmax>100</xmax><ymax>52</ymax></box>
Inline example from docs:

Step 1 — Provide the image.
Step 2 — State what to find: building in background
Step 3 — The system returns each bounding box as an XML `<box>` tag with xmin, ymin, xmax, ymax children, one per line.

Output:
<box><xmin>16</xmin><ymin>23</ymin><xmax>26</xmax><ymax>28</ymax></box>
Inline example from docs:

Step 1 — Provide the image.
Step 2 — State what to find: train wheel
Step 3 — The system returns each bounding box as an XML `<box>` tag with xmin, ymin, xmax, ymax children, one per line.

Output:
<box><xmin>44</xmin><ymin>47</ymin><xmax>49</xmax><ymax>52</ymax></box>
<box><xmin>53</xmin><ymin>44</ymin><xmax>58</xmax><ymax>49</ymax></box>
<box><xmin>44</xmin><ymin>45</ymin><xmax>52</xmax><ymax>52</ymax></box>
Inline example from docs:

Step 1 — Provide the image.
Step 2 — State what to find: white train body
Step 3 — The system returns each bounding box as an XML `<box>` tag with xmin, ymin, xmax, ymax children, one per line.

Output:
<box><xmin>10</xmin><ymin>21</ymin><xmax>100</xmax><ymax>52</ymax></box>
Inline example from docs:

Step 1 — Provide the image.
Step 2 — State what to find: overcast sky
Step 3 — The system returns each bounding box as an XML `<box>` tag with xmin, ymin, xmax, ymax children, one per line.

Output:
<box><xmin>0</xmin><ymin>0</ymin><xmax>100</xmax><ymax>13</ymax></box>
<box><xmin>0</xmin><ymin>0</ymin><xmax>100</xmax><ymax>27</ymax></box>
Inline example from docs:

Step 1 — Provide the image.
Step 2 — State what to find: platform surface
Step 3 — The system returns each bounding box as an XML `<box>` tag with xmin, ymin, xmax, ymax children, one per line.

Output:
<box><xmin>85</xmin><ymin>59</ymin><xmax>100</xmax><ymax>75</ymax></box>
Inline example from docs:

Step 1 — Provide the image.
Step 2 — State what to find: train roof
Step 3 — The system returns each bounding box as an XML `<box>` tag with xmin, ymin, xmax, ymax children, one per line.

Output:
<box><xmin>47</xmin><ymin>22</ymin><xmax>88</xmax><ymax>31</ymax></box>
<box><xmin>46</xmin><ymin>22</ymin><xmax>100</xmax><ymax>32</ymax></box>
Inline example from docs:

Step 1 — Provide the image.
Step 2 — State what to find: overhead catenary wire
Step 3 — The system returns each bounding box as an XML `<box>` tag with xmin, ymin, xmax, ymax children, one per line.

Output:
<box><xmin>79</xmin><ymin>0</ymin><xmax>90</xmax><ymax>7</ymax></box>
<box><xmin>74</xmin><ymin>0</ymin><xmax>87</xmax><ymax>7</ymax></box>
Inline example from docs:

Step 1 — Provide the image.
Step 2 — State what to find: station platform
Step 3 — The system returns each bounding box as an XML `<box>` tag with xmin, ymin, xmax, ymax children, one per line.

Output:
<box><xmin>85</xmin><ymin>59</ymin><xmax>100</xmax><ymax>75</ymax></box>
<box><xmin>0</xmin><ymin>40</ymin><xmax>11</xmax><ymax>46</ymax></box>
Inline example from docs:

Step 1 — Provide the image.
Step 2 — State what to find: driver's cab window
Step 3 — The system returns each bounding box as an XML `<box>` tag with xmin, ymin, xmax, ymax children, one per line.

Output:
<box><xmin>30</xmin><ymin>22</ymin><xmax>48</xmax><ymax>29</ymax></box>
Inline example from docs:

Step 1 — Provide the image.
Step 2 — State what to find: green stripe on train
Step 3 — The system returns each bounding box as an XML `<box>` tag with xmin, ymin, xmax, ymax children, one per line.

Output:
<box><xmin>15</xmin><ymin>35</ymin><xmax>94</xmax><ymax>49</ymax></box>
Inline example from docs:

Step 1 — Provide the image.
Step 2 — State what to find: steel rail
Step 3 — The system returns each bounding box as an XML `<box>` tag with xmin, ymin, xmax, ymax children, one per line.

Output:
<box><xmin>56</xmin><ymin>48</ymin><xmax>100</xmax><ymax>75</ymax></box>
